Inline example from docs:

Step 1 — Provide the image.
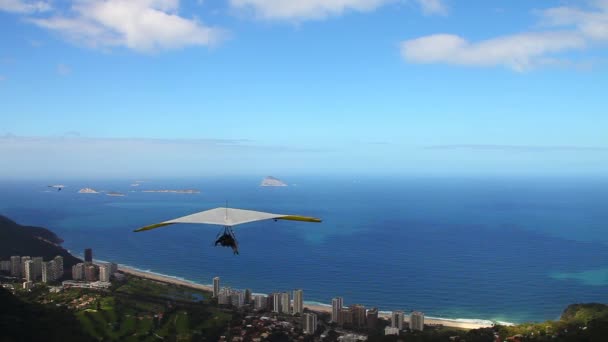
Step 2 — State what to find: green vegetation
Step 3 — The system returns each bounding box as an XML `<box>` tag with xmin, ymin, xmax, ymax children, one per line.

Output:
<box><xmin>368</xmin><ymin>304</ymin><xmax>608</xmax><ymax>342</ymax></box>
<box><xmin>3</xmin><ymin>275</ymin><xmax>231</xmax><ymax>341</ymax></box>
<box><xmin>0</xmin><ymin>287</ymin><xmax>94</xmax><ymax>342</ymax></box>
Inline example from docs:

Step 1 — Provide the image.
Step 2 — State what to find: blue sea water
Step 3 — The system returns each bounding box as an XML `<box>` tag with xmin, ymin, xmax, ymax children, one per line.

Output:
<box><xmin>1</xmin><ymin>175</ymin><xmax>607</xmax><ymax>324</ymax></box>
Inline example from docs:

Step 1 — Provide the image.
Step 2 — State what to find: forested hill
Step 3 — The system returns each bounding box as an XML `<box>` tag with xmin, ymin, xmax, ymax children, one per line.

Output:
<box><xmin>0</xmin><ymin>215</ymin><xmax>81</xmax><ymax>267</ymax></box>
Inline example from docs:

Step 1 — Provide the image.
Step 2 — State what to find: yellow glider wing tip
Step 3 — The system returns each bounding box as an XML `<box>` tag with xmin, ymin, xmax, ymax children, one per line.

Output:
<box><xmin>134</xmin><ymin>222</ymin><xmax>174</xmax><ymax>232</ymax></box>
<box><xmin>277</xmin><ymin>215</ymin><xmax>322</xmax><ymax>223</ymax></box>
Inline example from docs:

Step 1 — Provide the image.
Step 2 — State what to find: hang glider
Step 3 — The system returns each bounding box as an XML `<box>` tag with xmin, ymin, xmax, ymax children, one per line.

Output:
<box><xmin>48</xmin><ymin>184</ymin><xmax>65</xmax><ymax>192</ymax></box>
<box><xmin>134</xmin><ymin>207</ymin><xmax>322</xmax><ymax>254</ymax></box>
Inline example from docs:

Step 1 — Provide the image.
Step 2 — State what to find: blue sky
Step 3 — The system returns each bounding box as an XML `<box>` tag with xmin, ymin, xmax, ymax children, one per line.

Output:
<box><xmin>1</xmin><ymin>0</ymin><xmax>607</xmax><ymax>178</ymax></box>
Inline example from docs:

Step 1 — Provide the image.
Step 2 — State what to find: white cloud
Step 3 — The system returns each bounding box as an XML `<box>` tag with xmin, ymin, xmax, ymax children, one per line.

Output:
<box><xmin>541</xmin><ymin>1</ymin><xmax>608</xmax><ymax>41</ymax></box>
<box><xmin>0</xmin><ymin>0</ymin><xmax>50</xmax><ymax>13</ymax></box>
<box><xmin>29</xmin><ymin>0</ymin><xmax>224</xmax><ymax>52</ymax></box>
<box><xmin>229</xmin><ymin>0</ymin><xmax>394</xmax><ymax>20</ymax></box>
<box><xmin>416</xmin><ymin>0</ymin><xmax>447</xmax><ymax>15</ymax></box>
<box><xmin>401</xmin><ymin>32</ymin><xmax>586</xmax><ymax>71</ymax></box>
<box><xmin>57</xmin><ymin>63</ymin><xmax>71</xmax><ymax>76</ymax></box>
<box><xmin>401</xmin><ymin>1</ymin><xmax>608</xmax><ymax>71</ymax></box>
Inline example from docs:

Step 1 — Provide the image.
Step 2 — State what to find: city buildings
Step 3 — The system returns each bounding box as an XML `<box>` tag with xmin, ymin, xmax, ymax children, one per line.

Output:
<box><xmin>62</xmin><ymin>281</ymin><xmax>112</xmax><ymax>290</ymax></box>
<box><xmin>0</xmin><ymin>260</ymin><xmax>10</xmax><ymax>272</ymax></box>
<box><xmin>254</xmin><ymin>294</ymin><xmax>267</xmax><ymax>310</ymax></box>
<box><xmin>42</xmin><ymin>260</ymin><xmax>56</xmax><ymax>283</ymax></box>
<box><xmin>10</xmin><ymin>256</ymin><xmax>21</xmax><ymax>277</ymax></box>
<box><xmin>108</xmin><ymin>262</ymin><xmax>118</xmax><ymax>275</ymax></box>
<box><xmin>24</xmin><ymin>260</ymin><xmax>34</xmax><ymax>282</ymax></box>
<box><xmin>85</xmin><ymin>264</ymin><xmax>98</xmax><ymax>282</ymax></box>
<box><xmin>340</xmin><ymin>308</ymin><xmax>352</xmax><ymax>326</ymax></box>
<box><xmin>272</xmin><ymin>293</ymin><xmax>282</xmax><ymax>313</ymax></box>
<box><xmin>213</xmin><ymin>277</ymin><xmax>220</xmax><ymax>298</ymax></box>
<box><xmin>218</xmin><ymin>288</ymin><xmax>231</xmax><ymax>305</ymax></box>
<box><xmin>245</xmin><ymin>288</ymin><xmax>252</xmax><ymax>304</ymax></box>
<box><xmin>99</xmin><ymin>264</ymin><xmax>111</xmax><ymax>282</ymax></box>
<box><xmin>32</xmin><ymin>257</ymin><xmax>43</xmax><ymax>280</ymax></box>
<box><xmin>350</xmin><ymin>304</ymin><xmax>367</xmax><ymax>328</ymax></box>
<box><xmin>384</xmin><ymin>327</ymin><xmax>399</xmax><ymax>335</ymax></box>
<box><xmin>280</xmin><ymin>292</ymin><xmax>290</xmax><ymax>314</ymax></box>
<box><xmin>332</xmin><ymin>297</ymin><xmax>343</xmax><ymax>323</ymax></box>
<box><xmin>293</xmin><ymin>289</ymin><xmax>304</xmax><ymax>315</ymax></box>
<box><xmin>410</xmin><ymin>311</ymin><xmax>425</xmax><ymax>331</ymax></box>
<box><xmin>391</xmin><ymin>310</ymin><xmax>404</xmax><ymax>330</ymax></box>
<box><xmin>21</xmin><ymin>257</ymin><xmax>31</xmax><ymax>278</ymax></box>
<box><xmin>53</xmin><ymin>256</ymin><xmax>64</xmax><ymax>279</ymax></box>
<box><xmin>72</xmin><ymin>263</ymin><xmax>85</xmax><ymax>280</ymax></box>
<box><xmin>302</xmin><ymin>313</ymin><xmax>317</xmax><ymax>335</ymax></box>
<box><xmin>366</xmin><ymin>307</ymin><xmax>379</xmax><ymax>330</ymax></box>
<box><xmin>84</xmin><ymin>248</ymin><xmax>93</xmax><ymax>263</ymax></box>
<box><xmin>231</xmin><ymin>291</ymin><xmax>245</xmax><ymax>308</ymax></box>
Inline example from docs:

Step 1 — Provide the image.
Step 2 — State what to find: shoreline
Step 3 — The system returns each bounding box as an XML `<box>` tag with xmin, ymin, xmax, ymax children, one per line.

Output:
<box><xmin>117</xmin><ymin>264</ymin><xmax>499</xmax><ymax>330</ymax></box>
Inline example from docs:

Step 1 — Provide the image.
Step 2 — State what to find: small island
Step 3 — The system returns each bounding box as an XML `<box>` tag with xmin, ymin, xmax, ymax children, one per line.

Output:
<box><xmin>141</xmin><ymin>189</ymin><xmax>200</xmax><ymax>194</ymax></box>
<box><xmin>106</xmin><ymin>192</ymin><xmax>125</xmax><ymax>197</ymax></box>
<box><xmin>77</xmin><ymin>188</ymin><xmax>99</xmax><ymax>194</ymax></box>
<box><xmin>260</xmin><ymin>176</ymin><xmax>287</xmax><ymax>187</ymax></box>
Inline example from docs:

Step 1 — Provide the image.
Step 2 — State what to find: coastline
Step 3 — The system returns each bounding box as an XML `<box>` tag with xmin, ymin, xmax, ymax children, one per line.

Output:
<box><xmin>117</xmin><ymin>265</ymin><xmax>497</xmax><ymax>330</ymax></box>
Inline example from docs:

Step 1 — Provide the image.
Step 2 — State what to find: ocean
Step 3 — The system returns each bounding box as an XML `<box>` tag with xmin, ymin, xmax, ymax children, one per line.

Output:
<box><xmin>1</xmin><ymin>175</ymin><xmax>607</xmax><ymax>324</ymax></box>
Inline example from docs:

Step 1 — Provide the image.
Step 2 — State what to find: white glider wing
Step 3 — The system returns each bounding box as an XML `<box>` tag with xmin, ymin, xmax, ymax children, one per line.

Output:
<box><xmin>134</xmin><ymin>207</ymin><xmax>321</xmax><ymax>232</ymax></box>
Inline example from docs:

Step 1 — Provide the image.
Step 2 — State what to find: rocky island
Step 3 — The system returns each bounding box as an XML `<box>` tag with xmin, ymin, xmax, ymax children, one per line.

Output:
<box><xmin>77</xmin><ymin>188</ymin><xmax>99</xmax><ymax>194</ymax></box>
<box><xmin>260</xmin><ymin>176</ymin><xmax>287</xmax><ymax>187</ymax></box>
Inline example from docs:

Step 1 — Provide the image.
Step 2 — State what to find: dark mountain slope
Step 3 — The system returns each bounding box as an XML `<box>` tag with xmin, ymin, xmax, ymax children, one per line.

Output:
<box><xmin>0</xmin><ymin>215</ymin><xmax>81</xmax><ymax>269</ymax></box>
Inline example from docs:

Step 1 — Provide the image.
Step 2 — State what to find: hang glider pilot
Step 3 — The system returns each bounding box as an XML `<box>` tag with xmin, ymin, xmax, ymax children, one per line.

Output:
<box><xmin>215</xmin><ymin>227</ymin><xmax>239</xmax><ymax>255</ymax></box>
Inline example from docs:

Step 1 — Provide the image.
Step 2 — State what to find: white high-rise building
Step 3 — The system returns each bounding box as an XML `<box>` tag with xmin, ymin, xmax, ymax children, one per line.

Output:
<box><xmin>254</xmin><ymin>295</ymin><xmax>267</xmax><ymax>310</ymax></box>
<box><xmin>72</xmin><ymin>263</ymin><xmax>85</xmax><ymax>280</ymax></box>
<box><xmin>213</xmin><ymin>277</ymin><xmax>220</xmax><ymax>298</ymax></box>
<box><xmin>331</xmin><ymin>297</ymin><xmax>343</xmax><ymax>323</ymax></box>
<box><xmin>272</xmin><ymin>293</ymin><xmax>282</xmax><ymax>313</ymax></box>
<box><xmin>99</xmin><ymin>264</ymin><xmax>111</xmax><ymax>282</ymax></box>
<box><xmin>218</xmin><ymin>288</ymin><xmax>231</xmax><ymax>305</ymax></box>
<box><xmin>53</xmin><ymin>256</ymin><xmax>64</xmax><ymax>279</ymax></box>
<box><xmin>302</xmin><ymin>313</ymin><xmax>317</xmax><ymax>335</ymax></box>
<box><xmin>10</xmin><ymin>256</ymin><xmax>21</xmax><ymax>277</ymax></box>
<box><xmin>391</xmin><ymin>311</ymin><xmax>404</xmax><ymax>330</ymax></box>
<box><xmin>281</xmin><ymin>292</ymin><xmax>290</xmax><ymax>314</ymax></box>
<box><xmin>42</xmin><ymin>260</ymin><xmax>56</xmax><ymax>283</ymax></box>
<box><xmin>0</xmin><ymin>260</ymin><xmax>11</xmax><ymax>272</ymax></box>
<box><xmin>108</xmin><ymin>262</ymin><xmax>118</xmax><ymax>275</ymax></box>
<box><xmin>293</xmin><ymin>289</ymin><xmax>303</xmax><ymax>315</ymax></box>
<box><xmin>409</xmin><ymin>311</ymin><xmax>424</xmax><ymax>331</ymax></box>
<box><xmin>21</xmin><ymin>257</ymin><xmax>31</xmax><ymax>279</ymax></box>
<box><xmin>24</xmin><ymin>260</ymin><xmax>34</xmax><ymax>282</ymax></box>
<box><xmin>230</xmin><ymin>291</ymin><xmax>245</xmax><ymax>307</ymax></box>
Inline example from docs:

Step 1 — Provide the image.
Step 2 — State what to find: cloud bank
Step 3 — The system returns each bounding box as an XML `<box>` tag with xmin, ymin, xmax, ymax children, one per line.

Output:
<box><xmin>229</xmin><ymin>0</ymin><xmax>447</xmax><ymax>21</ymax></box>
<box><xmin>229</xmin><ymin>0</ymin><xmax>393</xmax><ymax>20</ymax></box>
<box><xmin>0</xmin><ymin>134</ymin><xmax>324</xmax><ymax>178</ymax></box>
<box><xmin>0</xmin><ymin>0</ymin><xmax>50</xmax><ymax>13</ymax></box>
<box><xmin>425</xmin><ymin>144</ymin><xmax>608</xmax><ymax>152</ymax></box>
<box><xmin>17</xmin><ymin>0</ymin><xmax>223</xmax><ymax>52</ymax></box>
<box><xmin>401</xmin><ymin>1</ymin><xmax>608</xmax><ymax>71</ymax></box>
<box><xmin>416</xmin><ymin>0</ymin><xmax>447</xmax><ymax>16</ymax></box>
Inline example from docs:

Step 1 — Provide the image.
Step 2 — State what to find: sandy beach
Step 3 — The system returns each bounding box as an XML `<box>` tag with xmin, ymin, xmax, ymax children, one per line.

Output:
<box><xmin>118</xmin><ymin>265</ymin><xmax>214</xmax><ymax>293</ymax></box>
<box><xmin>118</xmin><ymin>266</ymin><xmax>493</xmax><ymax>330</ymax></box>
